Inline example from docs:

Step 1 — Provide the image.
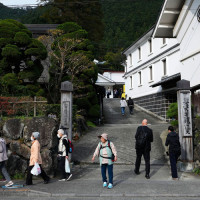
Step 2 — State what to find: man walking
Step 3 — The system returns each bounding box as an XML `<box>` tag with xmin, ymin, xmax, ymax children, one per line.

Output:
<box><xmin>134</xmin><ymin>119</ymin><xmax>153</xmax><ymax>179</ymax></box>
<box><xmin>127</xmin><ymin>97</ymin><xmax>134</xmax><ymax>115</ymax></box>
<box><xmin>165</xmin><ymin>126</ymin><xmax>181</xmax><ymax>180</ymax></box>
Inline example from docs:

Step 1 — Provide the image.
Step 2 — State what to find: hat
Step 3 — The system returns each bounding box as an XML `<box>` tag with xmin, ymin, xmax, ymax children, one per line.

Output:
<box><xmin>98</xmin><ymin>133</ymin><xmax>108</xmax><ymax>140</ymax></box>
<box><xmin>32</xmin><ymin>132</ymin><xmax>40</xmax><ymax>139</ymax></box>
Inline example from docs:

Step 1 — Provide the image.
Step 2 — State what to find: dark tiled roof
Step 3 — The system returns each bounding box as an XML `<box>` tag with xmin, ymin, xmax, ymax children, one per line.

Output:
<box><xmin>151</xmin><ymin>73</ymin><xmax>181</xmax><ymax>87</ymax></box>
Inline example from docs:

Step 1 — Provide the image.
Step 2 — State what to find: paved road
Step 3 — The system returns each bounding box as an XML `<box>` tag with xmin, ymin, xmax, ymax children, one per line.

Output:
<box><xmin>1</xmin><ymin>98</ymin><xmax>200</xmax><ymax>199</ymax></box>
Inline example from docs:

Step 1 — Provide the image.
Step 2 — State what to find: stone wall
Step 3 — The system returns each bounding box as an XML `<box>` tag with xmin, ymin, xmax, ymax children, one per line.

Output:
<box><xmin>134</xmin><ymin>92</ymin><xmax>177</xmax><ymax>121</ymax></box>
<box><xmin>0</xmin><ymin>117</ymin><xmax>59</xmax><ymax>176</ymax></box>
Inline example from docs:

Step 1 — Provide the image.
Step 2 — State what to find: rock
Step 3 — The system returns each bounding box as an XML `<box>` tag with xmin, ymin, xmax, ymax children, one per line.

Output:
<box><xmin>10</xmin><ymin>140</ymin><xmax>31</xmax><ymax>160</ymax></box>
<box><xmin>6</xmin><ymin>154</ymin><xmax>28</xmax><ymax>176</ymax></box>
<box><xmin>23</xmin><ymin>117</ymin><xmax>58</xmax><ymax>148</ymax></box>
<box><xmin>41</xmin><ymin>149</ymin><xmax>52</xmax><ymax>174</ymax></box>
<box><xmin>3</xmin><ymin>119</ymin><xmax>24</xmax><ymax>140</ymax></box>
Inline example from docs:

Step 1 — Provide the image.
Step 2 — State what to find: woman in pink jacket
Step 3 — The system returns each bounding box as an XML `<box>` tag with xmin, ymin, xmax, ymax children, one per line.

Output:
<box><xmin>26</xmin><ymin>132</ymin><xmax>50</xmax><ymax>185</ymax></box>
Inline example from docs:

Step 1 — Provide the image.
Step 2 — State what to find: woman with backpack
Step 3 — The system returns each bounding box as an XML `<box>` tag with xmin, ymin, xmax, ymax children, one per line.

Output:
<box><xmin>57</xmin><ymin>129</ymin><xmax>72</xmax><ymax>181</ymax></box>
<box><xmin>120</xmin><ymin>97</ymin><xmax>127</xmax><ymax>116</ymax></box>
<box><xmin>165</xmin><ymin>126</ymin><xmax>181</xmax><ymax>180</ymax></box>
<box><xmin>92</xmin><ymin>133</ymin><xmax>117</xmax><ymax>189</ymax></box>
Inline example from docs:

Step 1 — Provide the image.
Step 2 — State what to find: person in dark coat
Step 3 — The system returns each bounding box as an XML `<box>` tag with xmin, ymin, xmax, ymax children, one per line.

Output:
<box><xmin>134</xmin><ymin>119</ymin><xmax>153</xmax><ymax>179</ymax></box>
<box><xmin>165</xmin><ymin>126</ymin><xmax>181</xmax><ymax>180</ymax></box>
<box><xmin>127</xmin><ymin>97</ymin><xmax>134</xmax><ymax>115</ymax></box>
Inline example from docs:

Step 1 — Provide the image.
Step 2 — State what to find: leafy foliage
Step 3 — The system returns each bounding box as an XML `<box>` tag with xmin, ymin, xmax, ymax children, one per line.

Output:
<box><xmin>0</xmin><ymin>0</ymin><xmax>162</xmax><ymax>59</ymax></box>
<box><xmin>0</xmin><ymin>19</ymin><xmax>47</xmax><ymax>96</ymax></box>
<box><xmin>39</xmin><ymin>22</ymin><xmax>99</xmax><ymax>119</ymax></box>
<box><xmin>167</xmin><ymin>103</ymin><xmax>178</xmax><ymax>126</ymax></box>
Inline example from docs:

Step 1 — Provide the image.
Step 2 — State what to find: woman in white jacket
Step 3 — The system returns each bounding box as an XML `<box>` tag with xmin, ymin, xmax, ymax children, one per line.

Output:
<box><xmin>120</xmin><ymin>97</ymin><xmax>127</xmax><ymax>116</ymax></box>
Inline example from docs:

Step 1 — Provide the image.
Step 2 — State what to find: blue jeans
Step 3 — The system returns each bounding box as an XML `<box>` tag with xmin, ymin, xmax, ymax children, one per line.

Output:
<box><xmin>121</xmin><ymin>107</ymin><xmax>125</xmax><ymax>115</ymax></box>
<box><xmin>0</xmin><ymin>161</ymin><xmax>11</xmax><ymax>182</ymax></box>
<box><xmin>101</xmin><ymin>164</ymin><xmax>113</xmax><ymax>184</ymax></box>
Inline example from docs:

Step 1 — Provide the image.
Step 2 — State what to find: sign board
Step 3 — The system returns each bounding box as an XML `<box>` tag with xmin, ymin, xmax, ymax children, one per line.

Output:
<box><xmin>61</xmin><ymin>101</ymin><xmax>70</xmax><ymax>128</ymax></box>
<box><xmin>178</xmin><ymin>91</ymin><xmax>192</xmax><ymax>136</ymax></box>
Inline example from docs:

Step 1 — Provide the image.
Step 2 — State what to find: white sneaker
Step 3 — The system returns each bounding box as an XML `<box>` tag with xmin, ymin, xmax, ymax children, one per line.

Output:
<box><xmin>5</xmin><ymin>181</ymin><xmax>14</xmax><ymax>187</ymax></box>
<box><xmin>66</xmin><ymin>174</ymin><xmax>72</xmax><ymax>181</ymax></box>
<box><xmin>58</xmin><ymin>179</ymin><xmax>66</xmax><ymax>181</ymax></box>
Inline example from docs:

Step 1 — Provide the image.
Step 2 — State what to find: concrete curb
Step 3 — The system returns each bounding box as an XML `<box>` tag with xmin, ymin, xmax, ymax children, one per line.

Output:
<box><xmin>1</xmin><ymin>189</ymin><xmax>200</xmax><ymax>198</ymax></box>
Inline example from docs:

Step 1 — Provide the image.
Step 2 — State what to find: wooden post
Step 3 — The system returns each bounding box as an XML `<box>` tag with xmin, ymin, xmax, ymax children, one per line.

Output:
<box><xmin>34</xmin><ymin>96</ymin><xmax>36</xmax><ymax>117</ymax></box>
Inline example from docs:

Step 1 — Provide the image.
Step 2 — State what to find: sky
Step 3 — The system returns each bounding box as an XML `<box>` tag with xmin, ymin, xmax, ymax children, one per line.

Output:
<box><xmin>0</xmin><ymin>0</ymin><xmax>39</xmax><ymax>6</ymax></box>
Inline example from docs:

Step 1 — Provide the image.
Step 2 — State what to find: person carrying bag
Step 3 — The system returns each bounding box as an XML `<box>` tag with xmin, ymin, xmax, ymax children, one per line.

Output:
<box><xmin>26</xmin><ymin>132</ymin><xmax>50</xmax><ymax>185</ymax></box>
<box><xmin>57</xmin><ymin>129</ymin><xmax>72</xmax><ymax>181</ymax></box>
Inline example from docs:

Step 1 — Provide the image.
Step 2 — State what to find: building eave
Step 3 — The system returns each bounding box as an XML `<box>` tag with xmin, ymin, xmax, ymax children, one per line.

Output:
<box><xmin>152</xmin><ymin>0</ymin><xmax>185</xmax><ymax>38</ymax></box>
<box><xmin>122</xmin><ymin>26</ymin><xmax>155</xmax><ymax>55</ymax></box>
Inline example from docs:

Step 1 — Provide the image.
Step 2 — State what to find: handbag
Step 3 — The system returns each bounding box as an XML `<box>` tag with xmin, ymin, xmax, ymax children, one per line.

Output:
<box><xmin>31</xmin><ymin>163</ymin><xmax>41</xmax><ymax>176</ymax></box>
<box><xmin>65</xmin><ymin>158</ymin><xmax>70</xmax><ymax>173</ymax></box>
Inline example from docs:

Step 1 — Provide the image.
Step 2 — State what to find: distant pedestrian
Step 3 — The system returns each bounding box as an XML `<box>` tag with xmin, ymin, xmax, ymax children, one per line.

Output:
<box><xmin>134</xmin><ymin>119</ymin><xmax>153</xmax><ymax>179</ymax></box>
<box><xmin>165</xmin><ymin>126</ymin><xmax>181</xmax><ymax>181</ymax></box>
<box><xmin>92</xmin><ymin>133</ymin><xmax>117</xmax><ymax>189</ymax></box>
<box><xmin>120</xmin><ymin>97</ymin><xmax>127</xmax><ymax>116</ymax></box>
<box><xmin>0</xmin><ymin>138</ymin><xmax>14</xmax><ymax>187</ymax></box>
<box><xmin>57</xmin><ymin>129</ymin><xmax>72</xmax><ymax>181</ymax></box>
<box><xmin>114</xmin><ymin>89</ymin><xmax>117</xmax><ymax>98</ymax></box>
<box><xmin>127</xmin><ymin>97</ymin><xmax>134</xmax><ymax>115</ymax></box>
<box><xmin>107</xmin><ymin>87</ymin><xmax>111</xmax><ymax>98</ymax></box>
<box><xmin>26</xmin><ymin>132</ymin><xmax>50</xmax><ymax>185</ymax></box>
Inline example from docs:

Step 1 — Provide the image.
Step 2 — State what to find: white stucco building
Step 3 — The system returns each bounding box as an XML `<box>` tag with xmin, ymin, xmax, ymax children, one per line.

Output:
<box><xmin>95</xmin><ymin>71</ymin><xmax>125</xmax><ymax>98</ymax></box>
<box><xmin>123</xmin><ymin>0</ymin><xmax>200</xmax><ymax>120</ymax></box>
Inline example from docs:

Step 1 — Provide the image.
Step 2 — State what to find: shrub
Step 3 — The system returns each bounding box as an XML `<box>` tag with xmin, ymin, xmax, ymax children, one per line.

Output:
<box><xmin>88</xmin><ymin>104</ymin><xmax>100</xmax><ymax>118</ymax></box>
<box><xmin>167</xmin><ymin>102</ymin><xmax>178</xmax><ymax>126</ymax></box>
<box><xmin>45</xmin><ymin>104</ymin><xmax>60</xmax><ymax>118</ymax></box>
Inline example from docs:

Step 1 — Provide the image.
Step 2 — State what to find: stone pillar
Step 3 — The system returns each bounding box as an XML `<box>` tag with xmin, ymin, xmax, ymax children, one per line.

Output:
<box><xmin>177</xmin><ymin>80</ymin><xmax>193</xmax><ymax>171</ymax></box>
<box><xmin>60</xmin><ymin>81</ymin><xmax>73</xmax><ymax>144</ymax></box>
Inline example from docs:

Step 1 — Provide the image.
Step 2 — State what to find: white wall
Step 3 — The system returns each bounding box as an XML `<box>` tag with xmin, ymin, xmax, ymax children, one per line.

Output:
<box><xmin>124</xmin><ymin>35</ymin><xmax>180</xmax><ymax>99</ymax></box>
<box><xmin>103</xmin><ymin>72</ymin><xmax>125</xmax><ymax>83</ymax></box>
<box><xmin>176</xmin><ymin>0</ymin><xmax>200</xmax><ymax>87</ymax></box>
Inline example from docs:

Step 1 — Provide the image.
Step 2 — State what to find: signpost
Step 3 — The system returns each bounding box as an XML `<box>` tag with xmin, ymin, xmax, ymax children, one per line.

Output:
<box><xmin>177</xmin><ymin>80</ymin><xmax>193</xmax><ymax>171</ymax></box>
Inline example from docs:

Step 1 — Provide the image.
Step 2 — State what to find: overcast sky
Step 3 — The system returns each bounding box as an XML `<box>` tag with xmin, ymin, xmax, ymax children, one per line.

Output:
<box><xmin>0</xmin><ymin>0</ymin><xmax>39</xmax><ymax>6</ymax></box>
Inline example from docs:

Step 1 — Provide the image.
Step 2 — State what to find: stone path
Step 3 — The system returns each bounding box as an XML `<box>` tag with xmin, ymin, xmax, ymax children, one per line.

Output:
<box><xmin>72</xmin><ymin>98</ymin><xmax>169</xmax><ymax>165</ymax></box>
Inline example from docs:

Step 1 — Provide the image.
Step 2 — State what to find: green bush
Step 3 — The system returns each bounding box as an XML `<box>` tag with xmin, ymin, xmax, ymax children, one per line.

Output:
<box><xmin>87</xmin><ymin>120</ymin><xmax>96</xmax><ymax>128</ymax></box>
<box><xmin>45</xmin><ymin>104</ymin><xmax>60</xmax><ymax>118</ymax></box>
<box><xmin>167</xmin><ymin>102</ymin><xmax>178</xmax><ymax>126</ymax></box>
<box><xmin>88</xmin><ymin>104</ymin><xmax>100</xmax><ymax>118</ymax></box>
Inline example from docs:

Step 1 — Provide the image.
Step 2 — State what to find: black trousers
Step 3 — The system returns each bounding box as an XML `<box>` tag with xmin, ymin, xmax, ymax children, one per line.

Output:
<box><xmin>169</xmin><ymin>152</ymin><xmax>179</xmax><ymax>178</ymax></box>
<box><xmin>135</xmin><ymin>149</ymin><xmax>150</xmax><ymax>175</ymax></box>
<box><xmin>26</xmin><ymin>165</ymin><xmax>49</xmax><ymax>185</ymax></box>
<box><xmin>58</xmin><ymin>157</ymin><xmax>70</xmax><ymax>179</ymax></box>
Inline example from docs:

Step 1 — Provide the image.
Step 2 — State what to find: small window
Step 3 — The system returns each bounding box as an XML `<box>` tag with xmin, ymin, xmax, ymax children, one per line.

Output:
<box><xmin>163</xmin><ymin>38</ymin><xmax>166</xmax><ymax>45</ymax></box>
<box><xmin>148</xmin><ymin>39</ymin><xmax>152</xmax><ymax>53</ymax></box>
<box><xmin>138</xmin><ymin>71</ymin><xmax>142</xmax><ymax>85</ymax></box>
<box><xmin>129</xmin><ymin>54</ymin><xmax>132</xmax><ymax>66</ymax></box>
<box><xmin>163</xmin><ymin>59</ymin><xmax>167</xmax><ymax>76</ymax></box>
<box><xmin>149</xmin><ymin>66</ymin><xmax>153</xmax><ymax>81</ymax></box>
<box><xmin>130</xmin><ymin>76</ymin><xmax>133</xmax><ymax>89</ymax></box>
<box><xmin>138</xmin><ymin>47</ymin><xmax>141</xmax><ymax>60</ymax></box>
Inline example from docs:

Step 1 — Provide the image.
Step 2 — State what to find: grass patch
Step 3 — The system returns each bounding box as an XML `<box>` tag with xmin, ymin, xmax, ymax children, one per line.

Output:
<box><xmin>87</xmin><ymin>121</ymin><xmax>96</xmax><ymax>128</ymax></box>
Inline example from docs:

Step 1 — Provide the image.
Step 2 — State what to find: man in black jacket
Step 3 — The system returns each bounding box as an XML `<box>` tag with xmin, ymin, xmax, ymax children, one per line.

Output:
<box><xmin>165</xmin><ymin>126</ymin><xmax>181</xmax><ymax>180</ymax></box>
<box><xmin>134</xmin><ymin>119</ymin><xmax>153</xmax><ymax>179</ymax></box>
